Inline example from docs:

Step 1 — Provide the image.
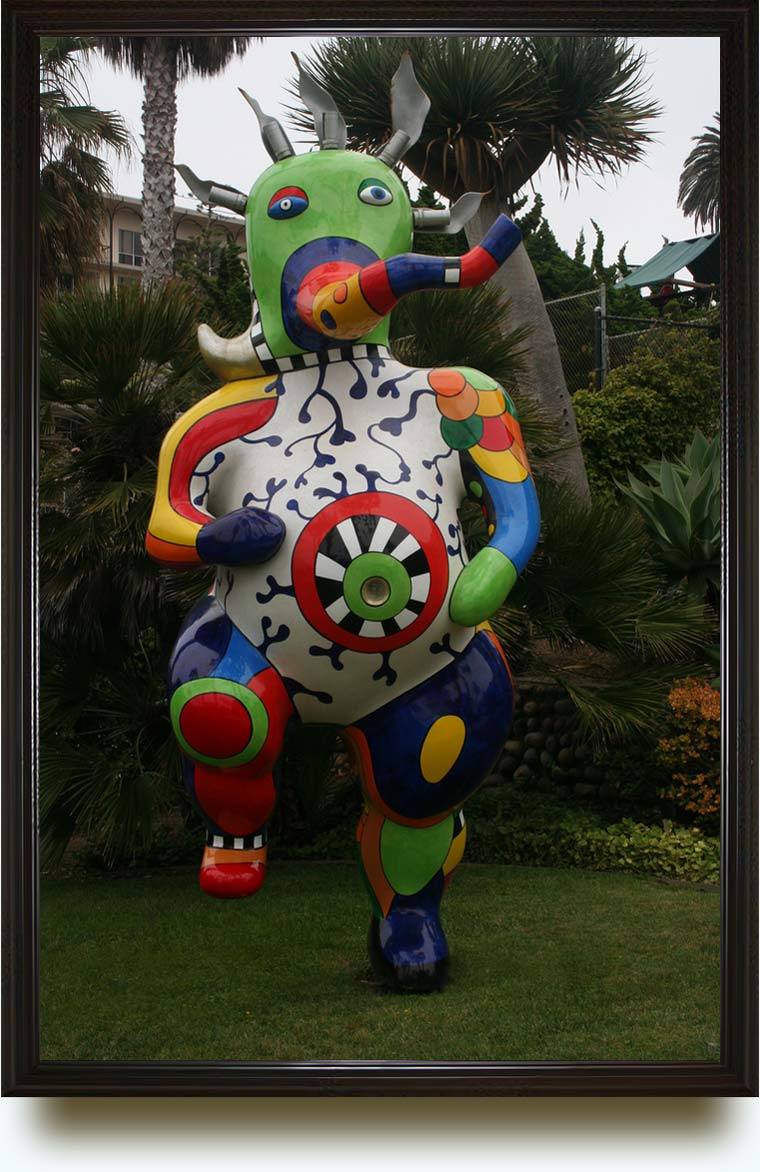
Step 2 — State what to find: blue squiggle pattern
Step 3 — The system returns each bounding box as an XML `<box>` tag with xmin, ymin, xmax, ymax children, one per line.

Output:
<box><xmin>309</xmin><ymin>642</ymin><xmax>349</xmax><ymax>671</ymax></box>
<box><xmin>259</xmin><ymin>615</ymin><xmax>290</xmax><ymax>657</ymax></box>
<box><xmin>423</xmin><ymin>447</ymin><xmax>456</xmax><ymax>487</ymax></box>
<box><xmin>243</xmin><ymin>476</ymin><xmax>287</xmax><ymax>512</ymax></box>
<box><xmin>447</xmin><ymin>522</ymin><xmax>466</xmax><ymax>565</ymax></box>
<box><xmin>378</xmin><ymin>388</ymin><xmax>433</xmax><ymax>437</ymax></box>
<box><xmin>286</xmin><ymin>497</ymin><xmax>316</xmax><ymax>522</ymax></box>
<box><xmin>192</xmin><ymin>451</ymin><xmax>225</xmax><ymax>507</ymax></box>
<box><xmin>255</xmin><ymin>574</ymin><xmax>296</xmax><ymax>604</ymax></box>
<box><xmin>364</xmin><ymin>425</ymin><xmax>412</xmax><ymax>489</ymax></box>
<box><xmin>283</xmin><ymin>678</ymin><xmax>333</xmax><ymax>705</ymax></box>
<box><xmin>239</xmin><ymin>433</ymin><xmax>282</xmax><ymax>449</ymax></box>
<box><xmin>416</xmin><ymin>488</ymin><xmax>443</xmax><ymax>522</ymax></box>
<box><xmin>377</xmin><ymin>369</ymin><xmax>415</xmax><ymax>400</ymax></box>
<box><xmin>372</xmin><ymin>651</ymin><xmax>398</xmax><ymax>687</ymax></box>
<box><xmin>284</xmin><ymin>366</ymin><xmax>356</xmax><ymax>488</ymax></box>
<box><xmin>347</xmin><ymin>360</ymin><xmax>367</xmax><ymax>401</ymax></box>
<box><xmin>430</xmin><ymin>633</ymin><xmax>463</xmax><ymax>661</ymax></box>
<box><xmin>313</xmin><ymin>472</ymin><xmax>349</xmax><ymax>502</ymax></box>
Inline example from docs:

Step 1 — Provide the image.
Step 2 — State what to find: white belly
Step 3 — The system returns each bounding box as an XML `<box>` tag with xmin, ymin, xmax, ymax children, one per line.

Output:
<box><xmin>194</xmin><ymin>355</ymin><xmax>475</xmax><ymax>724</ymax></box>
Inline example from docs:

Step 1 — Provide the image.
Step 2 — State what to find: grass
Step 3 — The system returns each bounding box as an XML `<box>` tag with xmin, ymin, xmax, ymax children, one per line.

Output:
<box><xmin>40</xmin><ymin>862</ymin><xmax>720</xmax><ymax>1063</ymax></box>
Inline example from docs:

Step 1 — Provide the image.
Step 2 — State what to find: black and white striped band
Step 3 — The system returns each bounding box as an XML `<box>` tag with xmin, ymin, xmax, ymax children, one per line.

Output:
<box><xmin>206</xmin><ymin>829</ymin><xmax>268</xmax><ymax>851</ymax></box>
<box><xmin>249</xmin><ymin>300</ymin><xmax>392</xmax><ymax>375</ymax></box>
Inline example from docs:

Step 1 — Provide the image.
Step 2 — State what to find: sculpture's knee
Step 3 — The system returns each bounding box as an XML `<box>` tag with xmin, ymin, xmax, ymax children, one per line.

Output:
<box><xmin>170</xmin><ymin>666</ymin><xmax>292</xmax><ymax>772</ymax></box>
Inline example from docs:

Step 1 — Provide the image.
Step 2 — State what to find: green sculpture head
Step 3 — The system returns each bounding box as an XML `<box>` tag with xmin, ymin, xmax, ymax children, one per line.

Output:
<box><xmin>245</xmin><ymin>150</ymin><xmax>412</xmax><ymax>356</ymax></box>
<box><xmin>178</xmin><ymin>53</ymin><xmax>520</xmax><ymax>381</ymax></box>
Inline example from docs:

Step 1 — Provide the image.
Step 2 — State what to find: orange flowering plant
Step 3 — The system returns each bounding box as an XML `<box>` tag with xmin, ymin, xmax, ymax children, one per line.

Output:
<box><xmin>657</xmin><ymin>677</ymin><xmax>720</xmax><ymax>825</ymax></box>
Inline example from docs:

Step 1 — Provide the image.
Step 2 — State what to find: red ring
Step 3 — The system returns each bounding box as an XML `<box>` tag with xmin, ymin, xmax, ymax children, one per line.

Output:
<box><xmin>291</xmin><ymin>492</ymin><xmax>449</xmax><ymax>653</ymax></box>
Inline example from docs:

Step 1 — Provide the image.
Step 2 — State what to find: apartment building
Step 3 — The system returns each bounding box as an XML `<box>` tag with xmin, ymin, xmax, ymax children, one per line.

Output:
<box><xmin>83</xmin><ymin>193</ymin><xmax>246</xmax><ymax>289</ymax></box>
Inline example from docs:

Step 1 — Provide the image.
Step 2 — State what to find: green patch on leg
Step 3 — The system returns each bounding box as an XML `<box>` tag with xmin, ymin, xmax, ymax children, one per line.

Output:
<box><xmin>380</xmin><ymin>815</ymin><xmax>454</xmax><ymax>896</ymax></box>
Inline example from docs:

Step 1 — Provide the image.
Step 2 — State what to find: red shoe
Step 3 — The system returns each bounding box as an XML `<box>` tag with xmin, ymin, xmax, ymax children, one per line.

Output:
<box><xmin>199</xmin><ymin>846</ymin><xmax>267</xmax><ymax>899</ymax></box>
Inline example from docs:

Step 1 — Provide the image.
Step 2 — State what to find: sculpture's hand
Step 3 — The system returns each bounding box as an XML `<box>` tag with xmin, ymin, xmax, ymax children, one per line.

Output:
<box><xmin>196</xmin><ymin>507</ymin><xmax>285</xmax><ymax>567</ymax></box>
<box><xmin>449</xmin><ymin>547</ymin><xmax>517</xmax><ymax>627</ymax></box>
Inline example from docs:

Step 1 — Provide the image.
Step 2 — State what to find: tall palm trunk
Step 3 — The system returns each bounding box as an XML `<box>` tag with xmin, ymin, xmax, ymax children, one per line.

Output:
<box><xmin>141</xmin><ymin>38</ymin><xmax>177</xmax><ymax>287</ymax></box>
<box><xmin>466</xmin><ymin>197</ymin><xmax>590</xmax><ymax>500</ymax></box>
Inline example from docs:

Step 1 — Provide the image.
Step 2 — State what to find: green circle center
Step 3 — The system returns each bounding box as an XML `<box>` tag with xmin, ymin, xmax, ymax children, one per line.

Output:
<box><xmin>342</xmin><ymin>552</ymin><xmax>412</xmax><ymax>621</ymax></box>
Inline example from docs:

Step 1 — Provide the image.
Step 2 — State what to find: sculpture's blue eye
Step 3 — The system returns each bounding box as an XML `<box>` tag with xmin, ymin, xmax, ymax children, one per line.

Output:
<box><xmin>268</xmin><ymin>186</ymin><xmax>309</xmax><ymax>219</ymax></box>
<box><xmin>358</xmin><ymin>179</ymin><xmax>393</xmax><ymax>206</ymax></box>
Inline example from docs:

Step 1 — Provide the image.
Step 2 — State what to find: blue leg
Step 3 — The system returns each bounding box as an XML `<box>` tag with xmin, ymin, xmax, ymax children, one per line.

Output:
<box><xmin>344</xmin><ymin>628</ymin><xmax>513</xmax><ymax>991</ymax></box>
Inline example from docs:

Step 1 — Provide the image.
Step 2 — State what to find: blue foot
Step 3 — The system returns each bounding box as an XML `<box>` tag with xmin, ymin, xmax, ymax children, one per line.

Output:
<box><xmin>367</xmin><ymin>880</ymin><xmax>449</xmax><ymax>992</ymax></box>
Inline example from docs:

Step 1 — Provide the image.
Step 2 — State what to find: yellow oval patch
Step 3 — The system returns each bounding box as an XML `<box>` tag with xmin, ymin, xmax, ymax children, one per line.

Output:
<box><xmin>420</xmin><ymin>715</ymin><xmax>467</xmax><ymax>784</ymax></box>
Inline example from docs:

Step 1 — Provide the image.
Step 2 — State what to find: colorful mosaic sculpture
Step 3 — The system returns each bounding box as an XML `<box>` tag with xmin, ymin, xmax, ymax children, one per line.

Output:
<box><xmin>147</xmin><ymin>56</ymin><xmax>540</xmax><ymax>991</ymax></box>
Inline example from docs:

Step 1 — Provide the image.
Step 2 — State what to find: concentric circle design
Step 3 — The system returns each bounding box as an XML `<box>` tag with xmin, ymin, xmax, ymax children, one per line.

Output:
<box><xmin>170</xmin><ymin>678</ymin><xmax>269</xmax><ymax>768</ymax></box>
<box><xmin>292</xmin><ymin>493</ymin><xmax>449</xmax><ymax>653</ymax></box>
<box><xmin>343</xmin><ymin>552</ymin><xmax>411</xmax><ymax>621</ymax></box>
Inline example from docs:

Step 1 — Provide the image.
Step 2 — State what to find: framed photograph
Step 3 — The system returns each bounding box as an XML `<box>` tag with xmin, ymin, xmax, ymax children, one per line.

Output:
<box><xmin>2</xmin><ymin>0</ymin><xmax>757</xmax><ymax>1096</ymax></box>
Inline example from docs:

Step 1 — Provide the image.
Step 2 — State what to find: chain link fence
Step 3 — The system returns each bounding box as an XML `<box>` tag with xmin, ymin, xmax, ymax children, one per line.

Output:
<box><xmin>545</xmin><ymin>288</ymin><xmax>602</xmax><ymax>393</ymax></box>
<box><xmin>546</xmin><ymin>287</ymin><xmax>719</xmax><ymax>391</ymax></box>
<box><xmin>604</xmin><ymin>315</ymin><xmax>718</xmax><ymax>378</ymax></box>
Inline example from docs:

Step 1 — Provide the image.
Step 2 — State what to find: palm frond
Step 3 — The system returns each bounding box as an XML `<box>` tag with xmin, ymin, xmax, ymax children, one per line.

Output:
<box><xmin>678</xmin><ymin>113</ymin><xmax>720</xmax><ymax>232</ymax></box>
<box><xmin>292</xmin><ymin>36</ymin><xmax>660</xmax><ymax>200</ymax></box>
<box><xmin>96</xmin><ymin>36</ymin><xmax>253</xmax><ymax>79</ymax></box>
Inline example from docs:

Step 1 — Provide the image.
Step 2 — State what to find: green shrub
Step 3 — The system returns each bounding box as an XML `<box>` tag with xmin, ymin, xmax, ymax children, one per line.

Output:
<box><xmin>464</xmin><ymin>790</ymin><xmax>718</xmax><ymax>883</ymax></box>
<box><xmin>574</xmin><ymin>328</ymin><xmax>720</xmax><ymax>497</ymax></box>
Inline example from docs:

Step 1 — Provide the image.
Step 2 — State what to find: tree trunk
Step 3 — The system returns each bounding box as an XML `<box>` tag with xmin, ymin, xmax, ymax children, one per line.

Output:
<box><xmin>140</xmin><ymin>38</ymin><xmax>177</xmax><ymax>287</ymax></box>
<box><xmin>466</xmin><ymin>195</ymin><xmax>590</xmax><ymax>500</ymax></box>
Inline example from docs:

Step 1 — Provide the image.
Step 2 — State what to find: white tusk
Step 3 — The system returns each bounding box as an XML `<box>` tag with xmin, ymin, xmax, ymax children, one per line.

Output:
<box><xmin>198</xmin><ymin>311</ymin><xmax>264</xmax><ymax>382</ymax></box>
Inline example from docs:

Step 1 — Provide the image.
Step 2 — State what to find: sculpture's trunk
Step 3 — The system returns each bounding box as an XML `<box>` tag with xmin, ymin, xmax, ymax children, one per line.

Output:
<box><xmin>304</xmin><ymin>215</ymin><xmax>522</xmax><ymax>342</ymax></box>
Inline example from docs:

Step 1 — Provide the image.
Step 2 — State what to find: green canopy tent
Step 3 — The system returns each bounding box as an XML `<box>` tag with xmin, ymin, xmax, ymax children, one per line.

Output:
<box><xmin>614</xmin><ymin>232</ymin><xmax>720</xmax><ymax>289</ymax></box>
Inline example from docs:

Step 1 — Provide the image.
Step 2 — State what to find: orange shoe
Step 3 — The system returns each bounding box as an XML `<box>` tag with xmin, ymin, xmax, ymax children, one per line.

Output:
<box><xmin>199</xmin><ymin>844</ymin><xmax>267</xmax><ymax>899</ymax></box>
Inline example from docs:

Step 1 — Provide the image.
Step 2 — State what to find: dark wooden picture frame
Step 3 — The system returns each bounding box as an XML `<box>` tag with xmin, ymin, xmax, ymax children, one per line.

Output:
<box><xmin>2</xmin><ymin>0</ymin><xmax>757</xmax><ymax>1096</ymax></box>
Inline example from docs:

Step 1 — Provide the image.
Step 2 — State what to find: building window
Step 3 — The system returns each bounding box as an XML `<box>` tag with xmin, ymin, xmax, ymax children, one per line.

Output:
<box><xmin>118</xmin><ymin>228</ymin><xmax>143</xmax><ymax>267</ymax></box>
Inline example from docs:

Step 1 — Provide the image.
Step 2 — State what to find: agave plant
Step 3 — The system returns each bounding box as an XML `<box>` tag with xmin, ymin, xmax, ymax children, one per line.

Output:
<box><xmin>617</xmin><ymin>430</ymin><xmax>720</xmax><ymax>601</ymax></box>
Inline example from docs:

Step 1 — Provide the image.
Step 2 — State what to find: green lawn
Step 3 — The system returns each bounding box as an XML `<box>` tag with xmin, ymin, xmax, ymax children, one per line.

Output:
<box><xmin>40</xmin><ymin>863</ymin><xmax>720</xmax><ymax>1063</ymax></box>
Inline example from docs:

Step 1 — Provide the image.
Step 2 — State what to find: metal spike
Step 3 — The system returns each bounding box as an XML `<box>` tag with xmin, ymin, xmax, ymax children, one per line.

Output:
<box><xmin>292</xmin><ymin>52</ymin><xmax>347</xmax><ymax>150</ymax></box>
<box><xmin>175</xmin><ymin>164</ymin><xmax>248</xmax><ymax>215</ymax></box>
<box><xmin>412</xmin><ymin>192</ymin><xmax>485</xmax><ymax>234</ymax></box>
<box><xmin>239</xmin><ymin>89</ymin><xmax>295</xmax><ymax>162</ymax></box>
<box><xmin>376</xmin><ymin>52</ymin><xmax>430</xmax><ymax>167</ymax></box>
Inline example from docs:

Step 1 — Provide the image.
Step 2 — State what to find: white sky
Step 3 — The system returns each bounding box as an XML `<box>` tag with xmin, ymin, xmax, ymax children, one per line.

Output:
<box><xmin>83</xmin><ymin>36</ymin><xmax>719</xmax><ymax>269</ymax></box>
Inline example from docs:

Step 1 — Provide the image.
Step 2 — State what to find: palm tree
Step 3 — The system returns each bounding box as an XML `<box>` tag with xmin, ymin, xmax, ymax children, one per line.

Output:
<box><xmin>40</xmin><ymin>36</ymin><xmax>131</xmax><ymax>290</ymax></box>
<box><xmin>40</xmin><ymin>282</ymin><xmax>208</xmax><ymax>653</ymax></box>
<box><xmin>97</xmin><ymin>37</ymin><xmax>252</xmax><ymax>285</ymax></box>
<box><xmin>292</xmin><ymin>37</ymin><xmax>661</xmax><ymax>498</ymax></box>
<box><xmin>39</xmin><ymin>282</ymin><xmax>212</xmax><ymax>864</ymax></box>
<box><xmin>678</xmin><ymin>113</ymin><xmax>720</xmax><ymax>232</ymax></box>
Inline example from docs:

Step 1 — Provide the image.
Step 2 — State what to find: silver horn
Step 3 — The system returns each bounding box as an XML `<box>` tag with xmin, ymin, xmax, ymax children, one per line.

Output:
<box><xmin>376</xmin><ymin>52</ymin><xmax>431</xmax><ymax>168</ymax></box>
<box><xmin>239</xmin><ymin>89</ymin><xmax>295</xmax><ymax>162</ymax></box>
<box><xmin>175</xmin><ymin>164</ymin><xmax>247</xmax><ymax>216</ymax></box>
<box><xmin>292</xmin><ymin>52</ymin><xmax>347</xmax><ymax>150</ymax></box>
<box><xmin>412</xmin><ymin>192</ymin><xmax>485</xmax><ymax>234</ymax></box>
<box><xmin>198</xmin><ymin>308</ymin><xmax>264</xmax><ymax>382</ymax></box>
